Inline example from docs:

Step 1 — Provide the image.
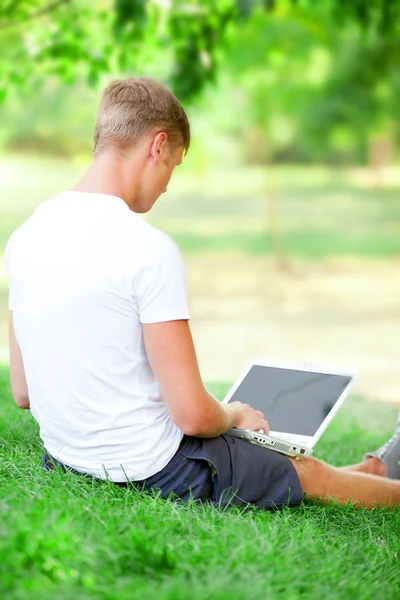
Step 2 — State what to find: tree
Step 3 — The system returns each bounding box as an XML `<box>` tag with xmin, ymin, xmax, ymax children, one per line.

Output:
<box><xmin>1</xmin><ymin>0</ymin><xmax>400</xmax><ymax>103</ymax></box>
<box><xmin>222</xmin><ymin>3</ymin><xmax>400</xmax><ymax>164</ymax></box>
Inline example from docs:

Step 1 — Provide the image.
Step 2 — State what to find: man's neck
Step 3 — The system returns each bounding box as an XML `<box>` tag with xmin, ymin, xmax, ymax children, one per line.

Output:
<box><xmin>71</xmin><ymin>152</ymin><xmax>138</xmax><ymax>209</ymax></box>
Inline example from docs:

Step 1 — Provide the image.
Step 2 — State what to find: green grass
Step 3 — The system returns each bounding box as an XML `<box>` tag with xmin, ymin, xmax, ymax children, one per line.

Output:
<box><xmin>2</xmin><ymin>156</ymin><xmax>400</xmax><ymax>345</ymax></box>
<box><xmin>172</xmin><ymin>230</ymin><xmax>400</xmax><ymax>256</ymax></box>
<box><xmin>1</xmin><ymin>157</ymin><xmax>400</xmax><ymax>259</ymax></box>
<box><xmin>1</xmin><ymin>365</ymin><xmax>400</xmax><ymax>599</ymax></box>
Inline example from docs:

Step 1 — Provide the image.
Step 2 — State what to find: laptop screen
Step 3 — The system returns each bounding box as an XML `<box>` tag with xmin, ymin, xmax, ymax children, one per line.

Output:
<box><xmin>226</xmin><ymin>365</ymin><xmax>353</xmax><ymax>436</ymax></box>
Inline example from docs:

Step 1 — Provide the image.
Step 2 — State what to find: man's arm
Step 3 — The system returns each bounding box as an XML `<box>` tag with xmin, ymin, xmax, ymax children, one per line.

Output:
<box><xmin>8</xmin><ymin>311</ymin><xmax>30</xmax><ymax>409</ymax></box>
<box><xmin>142</xmin><ymin>320</ymin><xmax>269</xmax><ymax>438</ymax></box>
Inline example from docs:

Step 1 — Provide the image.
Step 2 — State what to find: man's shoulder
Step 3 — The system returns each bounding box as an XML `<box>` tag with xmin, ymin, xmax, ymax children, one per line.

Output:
<box><xmin>3</xmin><ymin>197</ymin><xmax>59</xmax><ymax>263</ymax></box>
<box><xmin>6</xmin><ymin>198</ymin><xmax>55</xmax><ymax>243</ymax></box>
<box><xmin>126</xmin><ymin>214</ymin><xmax>179</xmax><ymax>254</ymax></box>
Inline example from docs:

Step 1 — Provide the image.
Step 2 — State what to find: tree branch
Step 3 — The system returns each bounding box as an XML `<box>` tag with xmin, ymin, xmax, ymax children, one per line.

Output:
<box><xmin>0</xmin><ymin>0</ymin><xmax>71</xmax><ymax>30</ymax></box>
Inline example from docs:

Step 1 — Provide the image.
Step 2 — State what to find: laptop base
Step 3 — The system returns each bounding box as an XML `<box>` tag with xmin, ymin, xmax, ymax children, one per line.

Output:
<box><xmin>227</xmin><ymin>428</ymin><xmax>313</xmax><ymax>458</ymax></box>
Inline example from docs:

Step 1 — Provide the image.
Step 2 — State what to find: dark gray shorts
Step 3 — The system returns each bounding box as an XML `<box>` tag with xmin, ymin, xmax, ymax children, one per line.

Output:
<box><xmin>42</xmin><ymin>434</ymin><xmax>303</xmax><ymax>509</ymax></box>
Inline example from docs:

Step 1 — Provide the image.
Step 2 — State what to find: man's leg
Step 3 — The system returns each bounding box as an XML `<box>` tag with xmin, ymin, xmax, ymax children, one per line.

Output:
<box><xmin>288</xmin><ymin>456</ymin><xmax>400</xmax><ymax>508</ymax></box>
<box><xmin>338</xmin><ymin>457</ymin><xmax>386</xmax><ymax>476</ymax></box>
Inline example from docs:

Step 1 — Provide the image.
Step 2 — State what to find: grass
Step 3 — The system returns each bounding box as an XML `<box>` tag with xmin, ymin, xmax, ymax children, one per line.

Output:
<box><xmin>1</xmin><ymin>364</ymin><xmax>400</xmax><ymax>600</ymax></box>
<box><xmin>1</xmin><ymin>156</ymin><xmax>400</xmax><ymax>259</ymax></box>
<box><xmin>172</xmin><ymin>230</ymin><xmax>400</xmax><ymax>257</ymax></box>
<box><xmin>2</xmin><ymin>156</ymin><xmax>400</xmax><ymax>347</ymax></box>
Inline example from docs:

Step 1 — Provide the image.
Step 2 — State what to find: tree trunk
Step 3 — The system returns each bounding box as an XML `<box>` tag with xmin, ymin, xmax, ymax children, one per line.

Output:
<box><xmin>368</xmin><ymin>135</ymin><xmax>393</xmax><ymax>188</ymax></box>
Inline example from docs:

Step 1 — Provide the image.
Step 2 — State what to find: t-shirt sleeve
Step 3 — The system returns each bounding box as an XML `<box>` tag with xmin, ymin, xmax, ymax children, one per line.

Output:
<box><xmin>3</xmin><ymin>234</ymin><xmax>15</xmax><ymax>311</ymax></box>
<box><xmin>135</xmin><ymin>235</ymin><xmax>190</xmax><ymax>324</ymax></box>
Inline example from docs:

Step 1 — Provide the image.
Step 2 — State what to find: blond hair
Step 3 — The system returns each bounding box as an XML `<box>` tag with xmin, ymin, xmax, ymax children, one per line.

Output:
<box><xmin>94</xmin><ymin>78</ymin><xmax>190</xmax><ymax>155</ymax></box>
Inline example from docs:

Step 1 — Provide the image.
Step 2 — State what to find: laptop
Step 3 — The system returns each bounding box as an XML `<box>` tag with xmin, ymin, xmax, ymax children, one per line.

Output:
<box><xmin>223</xmin><ymin>360</ymin><xmax>356</xmax><ymax>457</ymax></box>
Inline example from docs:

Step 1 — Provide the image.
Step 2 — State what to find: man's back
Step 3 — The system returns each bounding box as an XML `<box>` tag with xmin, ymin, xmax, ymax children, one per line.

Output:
<box><xmin>5</xmin><ymin>191</ymin><xmax>189</xmax><ymax>481</ymax></box>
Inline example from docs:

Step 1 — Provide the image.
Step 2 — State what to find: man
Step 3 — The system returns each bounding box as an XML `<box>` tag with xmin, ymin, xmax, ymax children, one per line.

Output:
<box><xmin>4</xmin><ymin>78</ymin><xmax>400</xmax><ymax>509</ymax></box>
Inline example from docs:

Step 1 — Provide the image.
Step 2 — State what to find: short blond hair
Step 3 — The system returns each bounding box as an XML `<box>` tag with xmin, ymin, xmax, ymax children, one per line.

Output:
<box><xmin>94</xmin><ymin>78</ymin><xmax>190</xmax><ymax>155</ymax></box>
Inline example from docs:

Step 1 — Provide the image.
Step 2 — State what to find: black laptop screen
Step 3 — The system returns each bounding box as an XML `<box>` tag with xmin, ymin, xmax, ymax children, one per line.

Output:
<box><xmin>226</xmin><ymin>365</ymin><xmax>353</xmax><ymax>436</ymax></box>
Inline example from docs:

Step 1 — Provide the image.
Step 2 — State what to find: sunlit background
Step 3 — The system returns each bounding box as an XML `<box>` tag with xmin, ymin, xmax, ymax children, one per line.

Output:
<box><xmin>1</xmin><ymin>0</ymin><xmax>399</xmax><ymax>405</ymax></box>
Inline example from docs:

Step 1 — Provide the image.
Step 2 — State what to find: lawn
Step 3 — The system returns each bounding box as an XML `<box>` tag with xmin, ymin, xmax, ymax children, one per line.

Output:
<box><xmin>2</xmin><ymin>156</ymin><xmax>400</xmax><ymax>350</ymax></box>
<box><xmin>1</xmin><ymin>364</ymin><xmax>399</xmax><ymax>600</ymax></box>
<box><xmin>1</xmin><ymin>157</ymin><xmax>400</xmax><ymax>259</ymax></box>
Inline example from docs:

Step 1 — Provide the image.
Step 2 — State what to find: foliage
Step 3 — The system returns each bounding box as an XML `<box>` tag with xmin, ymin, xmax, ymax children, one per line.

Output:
<box><xmin>1</xmin><ymin>0</ymin><xmax>400</xmax><ymax>103</ymax></box>
<box><xmin>1</xmin><ymin>1</ymin><xmax>400</xmax><ymax>163</ymax></box>
<box><xmin>217</xmin><ymin>2</ymin><xmax>400</xmax><ymax>163</ymax></box>
<box><xmin>0</xmin><ymin>0</ymin><xmax>236</xmax><ymax>103</ymax></box>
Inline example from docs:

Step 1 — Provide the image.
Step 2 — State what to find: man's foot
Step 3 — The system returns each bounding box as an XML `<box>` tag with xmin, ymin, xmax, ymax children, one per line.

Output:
<box><xmin>364</xmin><ymin>415</ymin><xmax>400</xmax><ymax>479</ymax></box>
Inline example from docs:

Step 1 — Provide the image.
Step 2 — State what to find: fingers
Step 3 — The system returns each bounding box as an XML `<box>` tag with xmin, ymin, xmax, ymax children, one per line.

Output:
<box><xmin>231</xmin><ymin>401</ymin><xmax>259</xmax><ymax>412</ymax></box>
<box><xmin>228</xmin><ymin>402</ymin><xmax>269</xmax><ymax>433</ymax></box>
<box><xmin>259</xmin><ymin>420</ymin><xmax>270</xmax><ymax>435</ymax></box>
<box><xmin>238</xmin><ymin>402</ymin><xmax>252</xmax><ymax>410</ymax></box>
<box><xmin>235</xmin><ymin>404</ymin><xmax>265</xmax><ymax>419</ymax></box>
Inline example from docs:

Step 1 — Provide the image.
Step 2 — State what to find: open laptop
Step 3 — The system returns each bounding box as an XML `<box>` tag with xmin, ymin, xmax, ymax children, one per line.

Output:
<box><xmin>223</xmin><ymin>360</ymin><xmax>356</xmax><ymax>457</ymax></box>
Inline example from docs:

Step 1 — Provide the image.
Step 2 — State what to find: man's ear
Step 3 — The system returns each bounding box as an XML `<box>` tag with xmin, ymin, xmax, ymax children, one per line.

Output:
<box><xmin>150</xmin><ymin>132</ymin><xmax>168</xmax><ymax>163</ymax></box>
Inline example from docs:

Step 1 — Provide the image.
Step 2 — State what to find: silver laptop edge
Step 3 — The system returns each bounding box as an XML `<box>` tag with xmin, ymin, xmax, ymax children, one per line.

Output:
<box><xmin>226</xmin><ymin>428</ymin><xmax>313</xmax><ymax>458</ymax></box>
<box><xmin>223</xmin><ymin>359</ymin><xmax>357</xmax><ymax>458</ymax></box>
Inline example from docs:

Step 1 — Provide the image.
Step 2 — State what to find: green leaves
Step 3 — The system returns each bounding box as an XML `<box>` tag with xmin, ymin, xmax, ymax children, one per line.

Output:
<box><xmin>114</xmin><ymin>0</ymin><xmax>147</xmax><ymax>35</ymax></box>
<box><xmin>1</xmin><ymin>0</ymin><xmax>400</xmax><ymax>104</ymax></box>
<box><xmin>168</xmin><ymin>1</ymin><xmax>233</xmax><ymax>100</ymax></box>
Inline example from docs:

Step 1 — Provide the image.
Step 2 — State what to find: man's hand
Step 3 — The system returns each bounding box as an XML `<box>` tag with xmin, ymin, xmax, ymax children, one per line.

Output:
<box><xmin>225</xmin><ymin>401</ymin><xmax>270</xmax><ymax>434</ymax></box>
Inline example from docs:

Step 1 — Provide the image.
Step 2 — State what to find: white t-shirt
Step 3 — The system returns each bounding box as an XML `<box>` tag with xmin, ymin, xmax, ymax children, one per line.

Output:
<box><xmin>3</xmin><ymin>191</ymin><xmax>190</xmax><ymax>481</ymax></box>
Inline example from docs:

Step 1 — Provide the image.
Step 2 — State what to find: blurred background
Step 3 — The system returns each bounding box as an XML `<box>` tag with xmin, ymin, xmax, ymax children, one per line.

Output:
<box><xmin>0</xmin><ymin>0</ymin><xmax>399</xmax><ymax>405</ymax></box>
